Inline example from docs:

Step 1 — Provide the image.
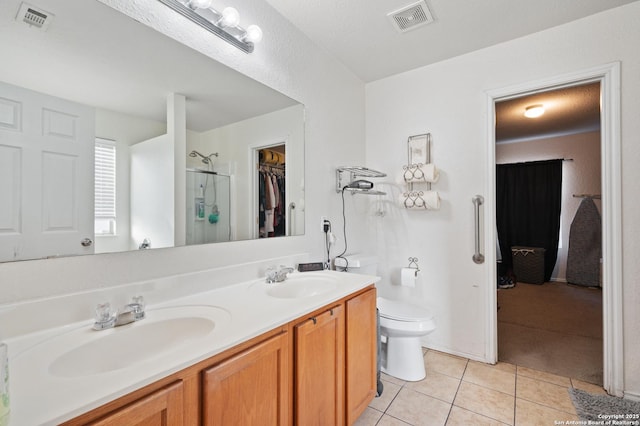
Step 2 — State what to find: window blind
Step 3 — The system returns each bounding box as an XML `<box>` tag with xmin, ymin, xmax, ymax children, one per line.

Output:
<box><xmin>95</xmin><ymin>138</ymin><xmax>116</xmax><ymax>234</ymax></box>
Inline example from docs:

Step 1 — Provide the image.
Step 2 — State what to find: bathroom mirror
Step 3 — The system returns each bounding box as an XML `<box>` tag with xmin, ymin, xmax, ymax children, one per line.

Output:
<box><xmin>0</xmin><ymin>0</ymin><xmax>305</xmax><ymax>262</ymax></box>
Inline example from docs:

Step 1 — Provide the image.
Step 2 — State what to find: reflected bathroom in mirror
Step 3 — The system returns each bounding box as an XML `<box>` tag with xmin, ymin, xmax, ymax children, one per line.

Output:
<box><xmin>0</xmin><ymin>0</ymin><xmax>305</xmax><ymax>262</ymax></box>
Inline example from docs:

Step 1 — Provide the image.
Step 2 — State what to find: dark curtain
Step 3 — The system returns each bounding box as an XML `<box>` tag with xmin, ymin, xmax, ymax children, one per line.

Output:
<box><xmin>496</xmin><ymin>159</ymin><xmax>563</xmax><ymax>282</ymax></box>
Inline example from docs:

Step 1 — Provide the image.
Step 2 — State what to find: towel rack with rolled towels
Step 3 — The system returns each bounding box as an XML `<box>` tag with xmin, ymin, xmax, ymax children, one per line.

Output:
<box><xmin>401</xmin><ymin>133</ymin><xmax>441</xmax><ymax>210</ymax></box>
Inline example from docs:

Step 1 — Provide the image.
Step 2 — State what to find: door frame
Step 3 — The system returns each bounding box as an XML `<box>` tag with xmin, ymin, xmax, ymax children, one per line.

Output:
<box><xmin>484</xmin><ymin>62</ymin><xmax>623</xmax><ymax>396</ymax></box>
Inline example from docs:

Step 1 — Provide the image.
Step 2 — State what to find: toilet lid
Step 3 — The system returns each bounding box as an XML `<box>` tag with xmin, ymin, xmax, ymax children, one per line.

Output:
<box><xmin>377</xmin><ymin>297</ymin><xmax>434</xmax><ymax>321</ymax></box>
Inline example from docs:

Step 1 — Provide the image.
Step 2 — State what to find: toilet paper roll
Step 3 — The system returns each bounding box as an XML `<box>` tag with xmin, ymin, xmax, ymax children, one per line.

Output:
<box><xmin>401</xmin><ymin>267</ymin><xmax>417</xmax><ymax>287</ymax></box>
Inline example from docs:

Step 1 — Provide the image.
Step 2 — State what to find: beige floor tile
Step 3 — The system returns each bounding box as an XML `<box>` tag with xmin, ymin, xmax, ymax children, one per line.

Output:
<box><xmin>517</xmin><ymin>366</ymin><xmax>571</xmax><ymax>387</ymax></box>
<box><xmin>515</xmin><ymin>398</ymin><xmax>579</xmax><ymax>426</ymax></box>
<box><xmin>425</xmin><ymin>350</ymin><xmax>468</xmax><ymax>379</ymax></box>
<box><xmin>378</xmin><ymin>414</ymin><xmax>413</xmax><ymax>425</ymax></box>
<box><xmin>463</xmin><ymin>362</ymin><xmax>516</xmax><ymax>395</ymax></box>
<box><xmin>405</xmin><ymin>371</ymin><xmax>461</xmax><ymax>403</ymax></box>
<box><xmin>571</xmin><ymin>379</ymin><xmax>608</xmax><ymax>395</ymax></box>
<box><xmin>382</xmin><ymin>372</ymin><xmax>408</xmax><ymax>387</ymax></box>
<box><xmin>370</xmin><ymin>379</ymin><xmax>402</xmax><ymax>412</ymax></box>
<box><xmin>446</xmin><ymin>406</ymin><xmax>509</xmax><ymax>426</ymax></box>
<box><xmin>516</xmin><ymin>375</ymin><xmax>576</xmax><ymax>414</ymax></box>
<box><xmin>453</xmin><ymin>381</ymin><xmax>514</xmax><ymax>425</ymax></box>
<box><xmin>387</xmin><ymin>388</ymin><xmax>452</xmax><ymax>426</ymax></box>
<box><xmin>354</xmin><ymin>407</ymin><xmax>384</xmax><ymax>426</ymax></box>
<box><xmin>470</xmin><ymin>360</ymin><xmax>517</xmax><ymax>375</ymax></box>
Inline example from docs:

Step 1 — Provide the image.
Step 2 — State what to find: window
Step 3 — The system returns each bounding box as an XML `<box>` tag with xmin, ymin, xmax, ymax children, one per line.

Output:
<box><xmin>95</xmin><ymin>138</ymin><xmax>116</xmax><ymax>235</ymax></box>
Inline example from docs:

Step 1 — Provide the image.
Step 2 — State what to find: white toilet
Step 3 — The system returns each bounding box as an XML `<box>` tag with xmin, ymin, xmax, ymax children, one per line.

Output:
<box><xmin>335</xmin><ymin>255</ymin><xmax>437</xmax><ymax>381</ymax></box>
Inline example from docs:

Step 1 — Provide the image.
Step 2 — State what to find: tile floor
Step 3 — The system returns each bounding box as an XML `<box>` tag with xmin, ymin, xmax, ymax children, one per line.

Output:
<box><xmin>355</xmin><ymin>349</ymin><xmax>607</xmax><ymax>426</ymax></box>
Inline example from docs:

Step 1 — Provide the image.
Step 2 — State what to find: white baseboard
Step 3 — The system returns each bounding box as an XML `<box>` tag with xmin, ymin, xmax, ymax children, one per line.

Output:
<box><xmin>624</xmin><ymin>391</ymin><xmax>640</xmax><ymax>402</ymax></box>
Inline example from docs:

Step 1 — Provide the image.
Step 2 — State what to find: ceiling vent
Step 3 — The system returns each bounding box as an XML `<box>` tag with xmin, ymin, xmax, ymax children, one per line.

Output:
<box><xmin>15</xmin><ymin>2</ymin><xmax>54</xmax><ymax>31</ymax></box>
<box><xmin>387</xmin><ymin>0</ymin><xmax>434</xmax><ymax>33</ymax></box>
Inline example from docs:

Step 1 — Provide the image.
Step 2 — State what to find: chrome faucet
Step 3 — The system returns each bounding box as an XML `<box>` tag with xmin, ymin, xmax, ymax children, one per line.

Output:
<box><xmin>266</xmin><ymin>266</ymin><xmax>294</xmax><ymax>283</ymax></box>
<box><xmin>93</xmin><ymin>296</ymin><xmax>146</xmax><ymax>330</ymax></box>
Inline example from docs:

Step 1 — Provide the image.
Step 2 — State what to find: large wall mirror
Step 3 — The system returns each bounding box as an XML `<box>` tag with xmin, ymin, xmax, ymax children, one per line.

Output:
<box><xmin>0</xmin><ymin>0</ymin><xmax>305</xmax><ymax>262</ymax></box>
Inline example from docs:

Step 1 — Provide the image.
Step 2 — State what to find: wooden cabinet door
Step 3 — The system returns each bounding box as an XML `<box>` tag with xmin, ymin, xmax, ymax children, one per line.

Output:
<box><xmin>202</xmin><ymin>332</ymin><xmax>290</xmax><ymax>426</ymax></box>
<box><xmin>87</xmin><ymin>381</ymin><xmax>183</xmax><ymax>426</ymax></box>
<box><xmin>345</xmin><ymin>288</ymin><xmax>377</xmax><ymax>425</ymax></box>
<box><xmin>294</xmin><ymin>305</ymin><xmax>344</xmax><ymax>426</ymax></box>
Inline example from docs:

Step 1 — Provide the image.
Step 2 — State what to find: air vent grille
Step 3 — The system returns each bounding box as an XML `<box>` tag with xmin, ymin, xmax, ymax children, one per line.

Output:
<box><xmin>387</xmin><ymin>1</ymin><xmax>434</xmax><ymax>33</ymax></box>
<box><xmin>16</xmin><ymin>2</ymin><xmax>54</xmax><ymax>30</ymax></box>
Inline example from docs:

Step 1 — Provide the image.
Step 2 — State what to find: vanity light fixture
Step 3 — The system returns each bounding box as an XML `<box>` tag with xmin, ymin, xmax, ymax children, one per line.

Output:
<box><xmin>524</xmin><ymin>104</ymin><xmax>545</xmax><ymax>118</ymax></box>
<box><xmin>156</xmin><ymin>0</ymin><xmax>263</xmax><ymax>53</ymax></box>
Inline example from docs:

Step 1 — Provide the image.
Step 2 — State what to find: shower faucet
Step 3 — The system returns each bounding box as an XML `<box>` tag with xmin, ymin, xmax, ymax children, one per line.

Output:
<box><xmin>189</xmin><ymin>150</ymin><xmax>219</xmax><ymax>164</ymax></box>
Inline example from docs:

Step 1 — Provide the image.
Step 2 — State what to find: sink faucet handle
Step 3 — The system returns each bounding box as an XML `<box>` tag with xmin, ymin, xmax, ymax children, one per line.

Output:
<box><xmin>276</xmin><ymin>265</ymin><xmax>294</xmax><ymax>281</ymax></box>
<box><xmin>128</xmin><ymin>295</ymin><xmax>146</xmax><ymax>320</ymax></box>
<box><xmin>266</xmin><ymin>266</ymin><xmax>278</xmax><ymax>283</ymax></box>
<box><xmin>93</xmin><ymin>302</ymin><xmax>117</xmax><ymax>330</ymax></box>
<box><xmin>131</xmin><ymin>295</ymin><xmax>145</xmax><ymax>310</ymax></box>
<box><xmin>95</xmin><ymin>302</ymin><xmax>114</xmax><ymax>322</ymax></box>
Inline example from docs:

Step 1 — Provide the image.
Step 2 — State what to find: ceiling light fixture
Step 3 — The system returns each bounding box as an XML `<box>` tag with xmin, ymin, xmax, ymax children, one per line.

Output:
<box><xmin>157</xmin><ymin>0</ymin><xmax>263</xmax><ymax>53</ymax></box>
<box><xmin>524</xmin><ymin>104</ymin><xmax>545</xmax><ymax>118</ymax></box>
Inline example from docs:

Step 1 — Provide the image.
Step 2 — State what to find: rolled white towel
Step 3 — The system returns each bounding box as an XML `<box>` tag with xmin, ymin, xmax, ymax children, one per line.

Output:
<box><xmin>398</xmin><ymin>191</ymin><xmax>440</xmax><ymax>210</ymax></box>
<box><xmin>402</xmin><ymin>163</ymin><xmax>439</xmax><ymax>183</ymax></box>
<box><xmin>423</xmin><ymin>190</ymin><xmax>441</xmax><ymax>210</ymax></box>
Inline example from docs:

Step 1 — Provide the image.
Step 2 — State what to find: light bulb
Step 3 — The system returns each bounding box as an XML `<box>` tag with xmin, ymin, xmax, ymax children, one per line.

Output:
<box><xmin>220</xmin><ymin>7</ymin><xmax>240</xmax><ymax>28</ymax></box>
<box><xmin>524</xmin><ymin>104</ymin><xmax>545</xmax><ymax>118</ymax></box>
<box><xmin>244</xmin><ymin>25</ymin><xmax>263</xmax><ymax>43</ymax></box>
<box><xmin>187</xmin><ymin>0</ymin><xmax>212</xmax><ymax>9</ymax></box>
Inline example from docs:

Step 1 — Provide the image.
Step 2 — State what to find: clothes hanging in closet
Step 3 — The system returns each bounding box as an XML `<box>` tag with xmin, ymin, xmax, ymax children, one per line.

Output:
<box><xmin>258</xmin><ymin>169</ymin><xmax>285</xmax><ymax>237</ymax></box>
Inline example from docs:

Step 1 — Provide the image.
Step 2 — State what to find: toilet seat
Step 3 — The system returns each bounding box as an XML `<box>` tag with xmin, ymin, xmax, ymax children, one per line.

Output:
<box><xmin>377</xmin><ymin>297</ymin><xmax>434</xmax><ymax>322</ymax></box>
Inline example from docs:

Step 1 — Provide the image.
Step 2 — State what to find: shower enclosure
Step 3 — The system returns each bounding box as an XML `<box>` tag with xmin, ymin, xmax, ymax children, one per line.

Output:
<box><xmin>186</xmin><ymin>169</ymin><xmax>231</xmax><ymax>245</ymax></box>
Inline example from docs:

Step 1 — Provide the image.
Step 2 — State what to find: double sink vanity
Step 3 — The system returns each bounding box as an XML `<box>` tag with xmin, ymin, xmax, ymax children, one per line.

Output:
<box><xmin>5</xmin><ymin>269</ymin><xmax>379</xmax><ymax>425</ymax></box>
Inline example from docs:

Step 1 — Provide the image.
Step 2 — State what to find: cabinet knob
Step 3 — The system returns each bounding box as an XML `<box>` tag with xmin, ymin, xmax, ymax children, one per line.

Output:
<box><xmin>81</xmin><ymin>238</ymin><xmax>93</xmax><ymax>247</ymax></box>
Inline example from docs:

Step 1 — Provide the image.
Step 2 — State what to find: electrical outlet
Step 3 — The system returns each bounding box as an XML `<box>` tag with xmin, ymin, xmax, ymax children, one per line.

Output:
<box><xmin>321</xmin><ymin>216</ymin><xmax>327</xmax><ymax>232</ymax></box>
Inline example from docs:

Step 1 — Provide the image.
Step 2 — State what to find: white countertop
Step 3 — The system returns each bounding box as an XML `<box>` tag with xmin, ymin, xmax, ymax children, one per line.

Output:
<box><xmin>6</xmin><ymin>270</ymin><xmax>379</xmax><ymax>425</ymax></box>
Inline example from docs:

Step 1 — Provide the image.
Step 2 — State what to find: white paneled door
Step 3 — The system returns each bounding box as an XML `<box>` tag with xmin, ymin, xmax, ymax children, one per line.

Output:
<box><xmin>0</xmin><ymin>81</ymin><xmax>95</xmax><ymax>262</ymax></box>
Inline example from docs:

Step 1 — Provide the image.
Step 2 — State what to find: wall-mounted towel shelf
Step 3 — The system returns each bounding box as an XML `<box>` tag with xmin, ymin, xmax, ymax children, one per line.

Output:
<box><xmin>336</xmin><ymin>166</ymin><xmax>387</xmax><ymax>195</ymax></box>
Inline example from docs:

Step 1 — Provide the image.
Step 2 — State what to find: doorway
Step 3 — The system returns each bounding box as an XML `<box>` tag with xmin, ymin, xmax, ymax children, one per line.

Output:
<box><xmin>485</xmin><ymin>63</ymin><xmax>623</xmax><ymax>396</ymax></box>
<box><xmin>253</xmin><ymin>143</ymin><xmax>287</xmax><ymax>239</ymax></box>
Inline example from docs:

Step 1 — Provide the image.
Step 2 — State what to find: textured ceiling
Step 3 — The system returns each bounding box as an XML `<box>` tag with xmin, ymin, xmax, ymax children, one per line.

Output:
<box><xmin>495</xmin><ymin>82</ymin><xmax>601</xmax><ymax>143</ymax></box>
<box><xmin>265</xmin><ymin>0</ymin><xmax>639</xmax><ymax>83</ymax></box>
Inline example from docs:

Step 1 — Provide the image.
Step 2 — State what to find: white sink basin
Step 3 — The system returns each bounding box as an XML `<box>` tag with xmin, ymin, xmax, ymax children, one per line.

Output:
<box><xmin>254</xmin><ymin>272</ymin><xmax>338</xmax><ymax>299</ymax></box>
<box><xmin>22</xmin><ymin>305</ymin><xmax>231</xmax><ymax>379</ymax></box>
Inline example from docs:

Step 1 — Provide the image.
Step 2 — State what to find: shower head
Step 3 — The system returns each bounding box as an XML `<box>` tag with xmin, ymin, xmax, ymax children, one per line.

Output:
<box><xmin>189</xmin><ymin>150</ymin><xmax>219</xmax><ymax>164</ymax></box>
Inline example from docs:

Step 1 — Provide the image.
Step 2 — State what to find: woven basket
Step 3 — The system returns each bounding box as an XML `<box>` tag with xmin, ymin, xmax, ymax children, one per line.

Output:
<box><xmin>511</xmin><ymin>246</ymin><xmax>546</xmax><ymax>284</ymax></box>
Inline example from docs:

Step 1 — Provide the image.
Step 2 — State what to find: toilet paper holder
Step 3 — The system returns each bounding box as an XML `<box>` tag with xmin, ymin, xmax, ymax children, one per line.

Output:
<box><xmin>407</xmin><ymin>257</ymin><xmax>420</xmax><ymax>272</ymax></box>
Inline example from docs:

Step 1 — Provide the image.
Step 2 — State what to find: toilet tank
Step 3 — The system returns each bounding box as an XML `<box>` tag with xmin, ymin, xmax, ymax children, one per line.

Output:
<box><xmin>334</xmin><ymin>254</ymin><xmax>378</xmax><ymax>275</ymax></box>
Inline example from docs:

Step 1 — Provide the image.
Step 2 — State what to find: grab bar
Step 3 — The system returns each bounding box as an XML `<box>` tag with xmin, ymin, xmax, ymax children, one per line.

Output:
<box><xmin>288</xmin><ymin>202</ymin><xmax>296</xmax><ymax>236</ymax></box>
<box><xmin>472</xmin><ymin>195</ymin><xmax>485</xmax><ymax>264</ymax></box>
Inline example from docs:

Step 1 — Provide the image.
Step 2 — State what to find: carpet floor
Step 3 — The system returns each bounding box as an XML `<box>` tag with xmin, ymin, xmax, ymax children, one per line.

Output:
<box><xmin>498</xmin><ymin>281</ymin><xmax>603</xmax><ymax>385</ymax></box>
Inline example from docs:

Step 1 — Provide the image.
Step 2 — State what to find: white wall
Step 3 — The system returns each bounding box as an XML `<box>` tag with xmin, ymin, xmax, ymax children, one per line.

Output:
<box><xmin>94</xmin><ymin>108</ymin><xmax>166</xmax><ymax>254</ymax></box>
<box><xmin>130</xmin><ymin>134</ymin><xmax>174</xmax><ymax>249</ymax></box>
<box><xmin>366</xmin><ymin>3</ymin><xmax>640</xmax><ymax>396</ymax></box>
<box><xmin>0</xmin><ymin>0</ymin><xmax>366</xmax><ymax>307</ymax></box>
<box><xmin>496</xmin><ymin>131</ymin><xmax>601</xmax><ymax>282</ymax></box>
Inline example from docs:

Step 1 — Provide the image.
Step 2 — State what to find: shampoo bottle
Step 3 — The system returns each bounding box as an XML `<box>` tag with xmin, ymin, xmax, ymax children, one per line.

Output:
<box><xmin>195</xmin><ymin>184</ymin><xmax>205</xmax><ymax>220</ymax></box>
